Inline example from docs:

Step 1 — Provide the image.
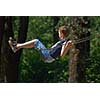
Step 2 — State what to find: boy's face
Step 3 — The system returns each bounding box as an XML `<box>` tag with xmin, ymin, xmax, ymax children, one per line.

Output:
<box><xmin>58</xmin><ymin>30</ymin><xmax>64</xmax><ymax>39</ymax></box>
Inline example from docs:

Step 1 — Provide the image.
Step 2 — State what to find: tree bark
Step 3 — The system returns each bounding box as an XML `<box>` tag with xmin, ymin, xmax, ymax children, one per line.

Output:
<box><xmin>1</xmin><ymin>16</ymin><xmax>15</xmax><ymax>82</ymax></box>
<box><xmin>53</xmin><ymin>16</ymin><xmax>60</xmax><ymax>43</ymax></box>
<box><xmin>0</xmin><ymin>16</ymin><xmax>5</xmax><ymax>82</ymax></box>
<box><xmin>0</xmin><ymin>17</ymin><xmax>5</xmax><ymax>49</ymax></box>
<box><xmin>0</xmin><ymin>16</ymin><xmax>29</xmax><ymax>82</ymax></box>
<box><xmin>68</xmin><ymin>47</ymin><xmax>79</xmax><ymax>82</ymax></box>
<box><xmin>68</xmin><ymin>17</ymin><xmax>90</xmax><ymax>83</ymax></box>
<box><xmin>76</xmin><ymin>17</ymin><xmax>90</xmax><ymax>82</ymax></box>
<box><xmin>13</xmin><ymin>16</ymin><xmax>29</xmax><ymax>82</ymax></box>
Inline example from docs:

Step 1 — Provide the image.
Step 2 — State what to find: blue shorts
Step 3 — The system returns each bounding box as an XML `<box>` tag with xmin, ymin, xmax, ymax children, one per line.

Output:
<box><xmin>33</xmin><ymin>39</ymin><xmax>55</xmax><ymax>63</ymax></box>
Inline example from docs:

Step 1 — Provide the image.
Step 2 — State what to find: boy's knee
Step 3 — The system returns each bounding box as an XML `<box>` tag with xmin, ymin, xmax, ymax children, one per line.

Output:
<box><xmin>33</xmin><ymin>39</ymin><xmax>40</xmax><ymax>44</ymax></box>
<box><xmin>33</xmin><ymin>39</ymin><xmax>40</xmax><ymax>47</ymax></box>
<box><xmin>34</xmin><ymin>39</ymin><xmax>39</xmax><ymax>42</ymax></box>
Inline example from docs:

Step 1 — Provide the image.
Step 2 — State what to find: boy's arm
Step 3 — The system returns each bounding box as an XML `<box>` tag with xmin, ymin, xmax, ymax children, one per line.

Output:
<box><xmin>60</xmin><ymin>40</ymin><xmax>74</xmax><ymax>57</ymax></box>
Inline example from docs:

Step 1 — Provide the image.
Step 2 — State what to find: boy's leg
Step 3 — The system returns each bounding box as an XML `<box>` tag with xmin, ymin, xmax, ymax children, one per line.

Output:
<box><xmin>16</xmin><ymin>39</ymin><xmax>47</xmax><ymax>50</ymax></box>
<box><xmin>8</xmin><ymin>38</ymin><xmax>47</xmax><ymax>53</ymax></box>
<box><xmin>16</xmin><ymin>40</ymin><xmax>35</xmax><ymax>49</ymax></box>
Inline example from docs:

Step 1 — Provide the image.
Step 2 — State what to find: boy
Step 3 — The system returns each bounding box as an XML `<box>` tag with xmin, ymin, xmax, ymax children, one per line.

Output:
<box><xmin>8</xmin><ymin>26</ymin><xmax>74</xmax><ymax>63</ymax></box>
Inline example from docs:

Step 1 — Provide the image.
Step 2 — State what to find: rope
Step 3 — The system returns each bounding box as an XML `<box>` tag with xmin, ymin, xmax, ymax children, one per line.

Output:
<box><xmin>74</xmin><ymin>36</ymin><xmax>90</xmax><ymax>44</ymax></box>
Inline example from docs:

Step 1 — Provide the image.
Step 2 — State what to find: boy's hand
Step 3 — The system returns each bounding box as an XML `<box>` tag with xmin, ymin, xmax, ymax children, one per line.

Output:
<box><xmin>67</xmin><ymin>40</ymin><xmax>74</xmax><ymax>48</ymax></box>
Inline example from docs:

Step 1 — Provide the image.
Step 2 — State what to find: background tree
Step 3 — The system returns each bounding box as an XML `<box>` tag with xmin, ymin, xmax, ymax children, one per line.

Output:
<box><xmin>0</xmin><ymin>16</ymin><xmax>5</xmax><ymax>82</ymax></box>
<box><xmin>13</xmin><ymin>16</ymin><xmax>29</xmax><ymax>82</ymax></box>
<box><xmin>53</xmin><ymin>16</ymin><xmax>60</xmax><ymax>43</ymax></box>
<box><xmin>68</xmin><ymin>17</ymin><xmax>91</xmax><ymax>82</ymax></box>
<box><xmin>1</xmin><ymin>16</ymin><xmax>15</xmax><ymax>82</ymax></box>
<box><xmin>85</xmin><ymin>17</ymin><xmax>100</xmax><ymax>82</ymax></box>
<box><xmin>76</xmin><ymin>17</ymin><xmax>90</xmax><ymax>82</ymax></box>
<box><xmin>0</xmin><ymin>16</ymin><xmax>29</xmax><ymax>82</ymax></box>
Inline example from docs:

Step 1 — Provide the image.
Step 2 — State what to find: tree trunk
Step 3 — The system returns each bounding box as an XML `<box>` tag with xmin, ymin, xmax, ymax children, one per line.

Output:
<box><xmin>76</xmin><ymin>17</ymin><xmax>90</xmax><ymax>82</ymax></box>
<box><xmin>1</xmin><ymin>16</ymin><xmax>29</xmax><ymax>82</ymax></box>
<box><xmin>53</xmin><ymin>16</ymin><xmax>60</xmax><ymax>43</ymax></box>
<box><xmin>68</xmin><ymin>17</ymin><xmax>90</xmax><ymax>83</ymax></box>
<box><xmin>1</xmin><ymin>16</ymin><xmax>15</xmax><ymax>82</ymax></box>
<box><xmin>13</xmin><ymin>16</ymin><xmax>29</xmax><ymax>82</ymax></box>
<box><xmin>68</xmin><ymin>47</ymin><xmax>79</xmax><ymax>82</ymax></box>
<box><xmin>0</xmin><ymin>16</ymin><xmax>5</xmax><ymax>82</ymax></box>
<box><xmin>0</xmin><ymin>17</ymin><xmax>5</xmax><ymax>49</ymax></box>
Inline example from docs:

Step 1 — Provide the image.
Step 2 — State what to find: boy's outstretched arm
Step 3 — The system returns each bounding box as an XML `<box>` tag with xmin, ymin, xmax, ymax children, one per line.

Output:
<box><xmin>60</xmin><ymin>40</ymin><xmax>74</xmax><ymax>57</ymax></box>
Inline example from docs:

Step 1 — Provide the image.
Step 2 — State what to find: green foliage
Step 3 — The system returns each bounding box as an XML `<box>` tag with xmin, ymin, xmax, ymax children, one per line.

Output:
<box><xmin>27</xmin><ymin>16</ymin><xmax>54</xmax><ymax>46</ymax></box>
<box><xmin>85</xmin><ymin>18</ymin><xmax>100</xmax><ymax>82</ymax></box>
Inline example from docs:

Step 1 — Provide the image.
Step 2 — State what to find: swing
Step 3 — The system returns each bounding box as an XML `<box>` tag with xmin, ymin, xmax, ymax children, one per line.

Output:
<box><xmin>37</xmin><ymin>47</ymin><xmax>57</xmax><ymax>63</ymax></box>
